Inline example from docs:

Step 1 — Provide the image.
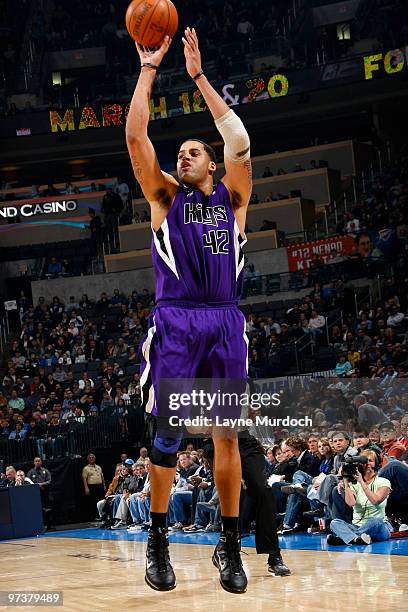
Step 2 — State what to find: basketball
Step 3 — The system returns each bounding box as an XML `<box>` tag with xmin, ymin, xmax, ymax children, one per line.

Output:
<box><xmin>125</xmin><ymin>0</ymin><xmax>178</xmax><ymax>47</ymax></box>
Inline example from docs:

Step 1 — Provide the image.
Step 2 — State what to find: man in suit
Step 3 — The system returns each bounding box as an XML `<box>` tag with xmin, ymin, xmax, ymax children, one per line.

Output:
<box><xmin>274</xmin><ymin>436</ymin><xmax>320</xmax><ymax>534</ymax></box>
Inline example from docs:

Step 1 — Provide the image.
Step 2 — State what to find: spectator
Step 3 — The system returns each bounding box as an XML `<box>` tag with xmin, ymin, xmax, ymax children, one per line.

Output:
<box><xmin>168</xmin><ymin>452</ymin><xmax>198</xmax><ymax>530</ymax></box>
<box><xmin>96</xmin><ymin>464</ymin><xmax>123</xmax><ymax>528</ymax></box>
<box><xmin>82</xmin><ymin>453</ymin><xmax>105</xmax><ymax>520</ymax></box>
<box><xmin>15</xmin><ymin>470</ymin><xmax>33</xmax><ymax>485</ymax></box>
<box><xmin>8</xmin><ymin>422</ymin><xmax>26</xmax><ymax>440</ymax></box>
<box><xmin>101</xmin><ymin>187</ymin><xmax>123</xmax><ymax>247</ymax></box>
<box><xmin>115</xmin><ymin>177</ymin><xmax>130</xmax><ymax>208</ymax></box>
<box><xmin>379</xmin><ymin>422</ymin><xmax>406</xmax><ymax>466</ymax></box>
<box><xmin>335</xmin><ymin>354</ymin><xmax>352</xmax><ymax>377</ymax></box>
<box><xmin>307</xmin><ymin>310</ymin><xmax>326</xmax><ymax>345</ymax></box>
<box><xmin>47</xmin><ymin>257</ymin><xmax>62</xmax><ymax>277</ymax></box>
<box><xmin>353</xmin><ymin>394</ymin><xmax>389</xmax><ymax>431</ymax></box>
<box><xmin>8</xmin><ymin>389</ymin><xmax>25</xmax><ymax>412</ymax></box>
<box><xmin>88</xmin><ymin>208</ymin><xmax>102</xmax><ymax>255</ymax></box>
<box><xmin>328</xmin><ymin>450</ymin><xmax>392</xmax><ymax>546</ymax></box>
<box><xmin>0</xmin><ymin>466</ymin><xmax>17</xmax><ymax>487</ymax></box>
<box><xmin>136</xmin><ymin>447</ymin><xmax>149</xmax><ymax>464</ymax></box>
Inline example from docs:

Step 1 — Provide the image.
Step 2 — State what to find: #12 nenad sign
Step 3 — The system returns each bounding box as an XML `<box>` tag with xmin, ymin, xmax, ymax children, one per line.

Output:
<box><xmin>0</xmin><ymin>200</ymin><xmax>78</xmax><ymax>219</ymax></box>
<box><xmin>287</xmin><ymin>235</ymin><xmax>355</xmax><ymax>272</ymax></box>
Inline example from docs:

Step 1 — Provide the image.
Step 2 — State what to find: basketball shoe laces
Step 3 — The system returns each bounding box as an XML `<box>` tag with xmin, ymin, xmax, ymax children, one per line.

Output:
<box><xmin>223</xmin><ymin>532</ymin><xmax>243</xmax><ymax>574</ymax></box>
<box><xmin>148</xmin><ymin>528</ymin><xmax>171</xmax><ymax>573</ymax></box>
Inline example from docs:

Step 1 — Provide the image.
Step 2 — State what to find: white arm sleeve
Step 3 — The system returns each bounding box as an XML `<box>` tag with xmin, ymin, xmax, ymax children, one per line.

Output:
<box><xmin>214</xmin><ymin>109</ymin><xmax>250</xmax><ymax>163</ymax></box>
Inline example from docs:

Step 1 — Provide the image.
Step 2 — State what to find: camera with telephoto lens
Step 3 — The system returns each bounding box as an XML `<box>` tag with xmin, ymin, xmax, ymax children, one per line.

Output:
<box><xmin>340</xmin><ymin>455</ymin><xmax>368</xmax><ymax>483</ymax></box>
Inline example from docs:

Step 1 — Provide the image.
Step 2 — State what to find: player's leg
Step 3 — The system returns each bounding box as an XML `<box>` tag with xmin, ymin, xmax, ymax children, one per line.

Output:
<box><xmin>141</xmin><ymin>307</ymin><xmax>199</xmax><ymax>591</ymax></box>
<box><xmin>207</xmin><ymin>306</ymin><xmax>249</xmax><ymax>594</ymax></box>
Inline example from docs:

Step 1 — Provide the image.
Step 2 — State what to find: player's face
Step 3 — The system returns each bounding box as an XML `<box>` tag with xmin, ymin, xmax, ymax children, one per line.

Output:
<box><xmin>177</xmin><ymin>141</ymin><xmax>214</xmax><ymax>185</ymax></box>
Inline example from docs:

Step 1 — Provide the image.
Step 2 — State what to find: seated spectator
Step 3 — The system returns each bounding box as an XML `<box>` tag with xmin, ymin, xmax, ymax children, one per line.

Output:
<box><xmin>354</xmin><ymin>394</ymin><xmax>389</xmax><ymax>430</ymax></box>
<box><xmin>335</xmin><ymin>354</ymin><xmax>352</xmax><ymax>377</ymax></box>
<box><xmin>136</xmin><ymin>447</ymin><xmax>149</xmax><ymax>465</ymax></box>
<box><xmin>111</xmin><ymin>462</ymin><xmax>147</xmax><ymax>530</ymax></box>
<box><xmin>328</xmin><ymin>450</ymin><xmax>392</xmax><ymax>545</ymax></box>
<box><xmin>399</xmin><ymin>415</ymin><xmax>408</xmax><ymax>448</ymax></box>
<box><xmin>183</xmin><ymin>457</ymin><xmax>214</xmax><ymax>532</ymax></box>
<box><xmin>379</xmin><ymin>422</ymin><xmax>406</xmax><ymax>466</ymax></box>
<box><xmin>8</xmin><ymin>422</ymin><xmax>26</xmax><ymax>440</ymax></box>
<box><xmin>8</xmin><ymin>389</ymin><xmax>25</xmax><ymax>412</ymax></box>
<box><xmin>0</xmin><ymin>466</ymin><xmax>17</xmax><ymax>487</ymax></box>
<box><xmin>353</xmin><ymin>429</ymin><xmax>382</xmax><ymax>461</ymax></box>
<box><xmin>274</xmin><ymin>437</ymin><xmax>320</xmax><ymax>533</ymax></box>
<box><xmin>168</xmin><ymin>452</ymin><xmax>198</xmax><ymax>530</ymax></box>
<box><xmin>387</xmin><ymin>305</ymin><xmax>405</xmax><ymax>329</ymax></box>
<box><xmin>262</xmin><ymin>166</ymin><xmax>273</xmax><ymax>178</ymax></box>
<box><xmin>318</xmin><ymin>438</ymin><xmax>334</xmax><ymax>474</ymax></box>
<box><xmin>128</xmin><ymin>459</ymin><xmax>151</xmax><ymax>529</ymax></box>
<box><xmin>307</xmin><ymin>310</ymin><xmax>326</xmax><ymax>345</ymax></box>
<box><xmin>96</xmin><ymin>464</ymin><xmax>123</xmax><ymax>527</ymax></box>
<box><xmin>47</xmin><ymin>257</ymin><xmax>62</xmax><ymax>277</ymax></box>
<box><xmin>15</xmin><ymin>470</ymin><xmax>33</xmax><ymax>485</ymax></box>
<box><xmin>310</xmin><ymin>432</ymin><xmax>358</xmax><ymax>519</ymax></box>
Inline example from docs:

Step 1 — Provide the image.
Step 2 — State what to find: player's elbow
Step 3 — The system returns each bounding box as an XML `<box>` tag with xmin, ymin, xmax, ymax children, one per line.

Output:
<box><xmin>126</xmin><ymin>130</ymin><xmax>142</xmax><ymax>147</ymax></box>
<box><xmin>126</xmin><ymin>123</ymin><xmax>149</xmax><ymax>146</ymax></box>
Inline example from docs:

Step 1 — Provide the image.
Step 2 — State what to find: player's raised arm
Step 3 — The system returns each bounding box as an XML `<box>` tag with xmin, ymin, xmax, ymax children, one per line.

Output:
<box><xmin>182</xmin><ymin>28</ymin><xmax>252</xmax><ymax>212</ymax></box>
<box><xmin>126</xmin><ymin>38</ymin><xmax>179</xmax><ymax>228</ymax></box>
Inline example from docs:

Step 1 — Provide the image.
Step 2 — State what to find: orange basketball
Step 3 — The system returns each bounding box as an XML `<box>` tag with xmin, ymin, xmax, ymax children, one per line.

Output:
<box><xmin>125</xmin><ymin>0</ymin><xmax>178</xmax><ymax>47</ymax></box>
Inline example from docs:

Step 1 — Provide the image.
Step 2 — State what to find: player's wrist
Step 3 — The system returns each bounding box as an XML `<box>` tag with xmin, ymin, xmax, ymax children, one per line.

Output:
<box><xmin>141</xmin><ymin>62</ymin><xmax>158</xmax><ymax>72</ymax></box>
<box><xmin>192</xmin><ymin>69</ymin><xmax>204</xmax><ymax>82</ymax></box>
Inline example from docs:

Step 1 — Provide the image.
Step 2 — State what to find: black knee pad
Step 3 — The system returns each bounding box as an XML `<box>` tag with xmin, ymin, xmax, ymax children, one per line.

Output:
<box><xmin>150</xmin><ymin>445</ymin><xmax>178</xmax><ymax>468</ymax></box>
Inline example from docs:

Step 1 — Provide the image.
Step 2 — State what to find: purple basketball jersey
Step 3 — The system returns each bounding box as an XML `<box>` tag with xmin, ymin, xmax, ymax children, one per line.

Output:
<box><xmin>151</xmin><ymin>182</ymin><xmax>247</xmax><ymax>304</ymax></box>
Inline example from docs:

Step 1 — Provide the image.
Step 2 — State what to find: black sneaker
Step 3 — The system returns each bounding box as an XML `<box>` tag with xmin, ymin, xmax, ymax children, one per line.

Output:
<box><xmin>303</xmin><ymin>509</ymin><xmax>325</xmax><ymax>519</ymax></box>
<box><xmin>267</xmin><ymin>554</ymin><xmax>291</xmax><ymax>576</ymax></box>
<box><xmin>351</xmin><ymin>534</ymin><xmax>371</xmax><ymax>545</ymax></box>
<box><xmin>326</xmin><ymin>534</ymin><xmax>344</xmax><ymax>546</ymax></box>
<box><xmin>212</xmin><ymin>531</ymin><xmax>247</xmax><ymax>594</ymax></box>
<box><xmin>145</xmin><ymin>528</ymin><xmax>176</xmax><ymax>592</ymax></box>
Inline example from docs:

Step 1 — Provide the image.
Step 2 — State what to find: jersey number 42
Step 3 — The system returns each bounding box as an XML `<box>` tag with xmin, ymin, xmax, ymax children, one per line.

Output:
<box><xmin>203</xmin><ymin>230</ymin><xmax>230</xmax><ymax>255</ymax></box>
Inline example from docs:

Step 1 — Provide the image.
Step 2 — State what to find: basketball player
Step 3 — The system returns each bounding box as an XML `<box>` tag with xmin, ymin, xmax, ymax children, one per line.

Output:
<box><xmin>126</xmin><ymin>28</ymin><xmax>252</xmax><ymax>594</ymax></box>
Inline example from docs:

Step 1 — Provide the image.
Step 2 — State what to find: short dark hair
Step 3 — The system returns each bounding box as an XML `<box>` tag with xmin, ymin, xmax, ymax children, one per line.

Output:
<box><xmin>179</xmin><ymin>139</ymin><xmax>216</xmax><ymax>163</ymax></box>
<box><xmin>355</xmin><ymin>233</ymin><xmax>371</xmax><ymax>246</ymax></box>
<box><xmin>379</xmin><ymin>421</ymin><xmax>396</xmax><ymax>432</ymax></box>
<box><xmin>332</xmin><ymin>431</ymin><xmax>350</xmax><ymax>441</ymax></box>
<box><xmin>353</xmin><ymin>428</ymin><xmax>369</xmax><ymax>437</ymax></box>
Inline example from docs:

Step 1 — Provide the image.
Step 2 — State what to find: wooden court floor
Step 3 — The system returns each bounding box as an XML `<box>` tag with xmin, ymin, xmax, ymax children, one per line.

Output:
<box><xmin>0</xmin><ymin>537</ymin><xmax>407</xmax><ymax>611</ymax></box>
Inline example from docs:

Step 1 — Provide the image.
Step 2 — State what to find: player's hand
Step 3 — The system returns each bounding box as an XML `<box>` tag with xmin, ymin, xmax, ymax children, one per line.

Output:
<box><xmin>182</xmin><ymin>27</ymin><xmax>202</xmax><ymax>79</ymax></box>
<box><xmin>135</xmin><ymin>35</ymin><xmax>172</xmax><ymax>68</ymax></box>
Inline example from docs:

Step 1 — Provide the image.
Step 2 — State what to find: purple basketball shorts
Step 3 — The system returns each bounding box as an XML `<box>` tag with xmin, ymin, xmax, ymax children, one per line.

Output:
<box><xmin>140</xmin><ymin>302</ymin><xmax>249</xmax><ymax>419</ymax></box>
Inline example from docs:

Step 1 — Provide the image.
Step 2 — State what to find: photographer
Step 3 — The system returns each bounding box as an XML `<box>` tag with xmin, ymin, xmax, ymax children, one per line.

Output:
<box><xmin>327</xmin><ymin>450</ymin><xmax>392</xmax><ymax>545</ymax></box>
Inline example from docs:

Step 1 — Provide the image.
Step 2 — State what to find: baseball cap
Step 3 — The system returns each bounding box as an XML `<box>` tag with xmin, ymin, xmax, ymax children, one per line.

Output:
<box><xmin>124</xmin><ymin>459</ymin><xmax>134</xmax><ymax>465</ymax></box>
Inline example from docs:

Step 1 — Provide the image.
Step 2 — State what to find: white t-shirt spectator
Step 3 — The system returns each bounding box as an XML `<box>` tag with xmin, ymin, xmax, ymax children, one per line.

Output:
<box><xmin>116</xmin><ymin>181</ymin><xmax>130</xmax><ymax>205</ymax></box>
<box><xmin>308</xmin><ymin>314</ymin><xmax>326</xmax><ymax>329</ymax></box>
<box><xmin>78</xmin><ymin>377</ymin><xmax>95</xmax><ymax>390</ymax></box>
<box><xmin>387</xmin><ymin>312</ymin><xmax>405</xmax><ymax>327</ymax></box>
<box><xmin>346</xmin><ymin>218</ymin><xmax>360</xmax><ymax>233</ymax></box>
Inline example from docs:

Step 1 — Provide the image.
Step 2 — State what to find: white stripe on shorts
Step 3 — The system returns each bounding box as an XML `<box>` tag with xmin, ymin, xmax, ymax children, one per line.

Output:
<box><xmin>140</xmin><ymin>318</ymin><xmax>156</xmax><ymax>414</ymax></box>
